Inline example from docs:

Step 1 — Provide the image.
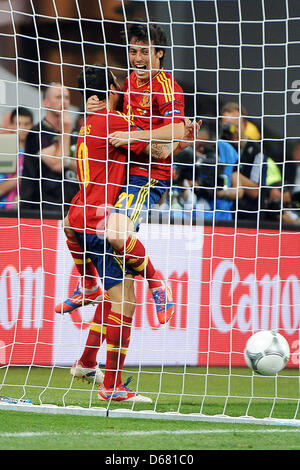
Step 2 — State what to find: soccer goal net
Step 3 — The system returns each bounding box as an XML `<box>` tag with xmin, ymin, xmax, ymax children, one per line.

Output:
<box><xmin>0</xmin><ymin>0</ymin><xmax>300</xmax><ymax>426</ymax></box>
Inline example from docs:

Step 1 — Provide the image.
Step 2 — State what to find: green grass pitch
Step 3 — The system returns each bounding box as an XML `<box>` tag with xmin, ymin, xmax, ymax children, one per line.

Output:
<box><xmin>0</xmin><ymin>366</ymin><xmax>299</xmax><ymax>450</ymax></box>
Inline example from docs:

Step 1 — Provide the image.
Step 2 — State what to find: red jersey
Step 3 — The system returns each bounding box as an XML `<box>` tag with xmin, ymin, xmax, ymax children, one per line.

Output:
<box><xmin>122</xmin><ymin>69</ymin><xmax>185</xmax><ymax>181</ymax></box>
<box><xmin>68</xmin><ymin>109</ymin><xmax>148</xmax><ymax>233</ymax></box>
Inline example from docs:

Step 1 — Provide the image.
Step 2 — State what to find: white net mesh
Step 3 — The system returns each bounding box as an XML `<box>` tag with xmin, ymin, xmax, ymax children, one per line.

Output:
<box><xmin>0</xmin><ymin>0</ymin><xmax>299</xmax><ymax>424</ymax></box>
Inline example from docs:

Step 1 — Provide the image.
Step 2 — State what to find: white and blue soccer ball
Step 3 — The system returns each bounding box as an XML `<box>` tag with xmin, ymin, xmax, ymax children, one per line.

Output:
<box><xmin>244</xmin><ymin>330</ymin><xmax>290</xmax><ymax>376</ymax></box>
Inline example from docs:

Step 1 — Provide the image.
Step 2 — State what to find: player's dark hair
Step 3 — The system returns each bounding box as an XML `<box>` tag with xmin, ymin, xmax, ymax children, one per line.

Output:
<box><xmin>10</xmin><ymin>106</ymin><xmax>33</xmax><ymax>123</ymax></box>
<box><xmin>77</xmin><ymin>66</ymin><xmax>117</xmax><ymax>101</ymax></box>
<box><xmin>126</xmin><ymin>23</ymin><xmax>167</xmax><ymax>65</ymax></box>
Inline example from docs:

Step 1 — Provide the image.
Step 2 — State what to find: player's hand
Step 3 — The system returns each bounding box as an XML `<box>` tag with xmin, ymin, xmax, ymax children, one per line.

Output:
<box><xmin>108</xmin><ymin>131</ymin><xmax>130</xmax><ymax>147</ymax></box>
<box><xmin>195</xmin><ymin>119</ymin><xmax>202</xmax><ymax>138</ymax></box>
<box><xmin>86</xmin><ymin>95</ymin><xmax>106</xmax><ymax>114</ymax></box>
<box><xmin>179</xmin><ymin>119</ymin><xmax>202</xmax><ymax>150</ymax></box>
<box><xmin>184</xmin><ymin>119</ymin><xmax>202</xmax><ymax>141</ymax></box>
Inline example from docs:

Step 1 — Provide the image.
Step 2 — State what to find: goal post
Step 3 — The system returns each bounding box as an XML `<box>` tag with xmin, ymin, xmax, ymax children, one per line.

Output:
<box><xmin>0</xmin><ymin>0</ymin><xmax>300</xmax><ymax>426</ymax></box>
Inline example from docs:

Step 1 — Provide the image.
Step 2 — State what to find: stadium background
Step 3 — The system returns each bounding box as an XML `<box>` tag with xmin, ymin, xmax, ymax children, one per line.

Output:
<box><xmin>1</xmin><ymin>0</ymin><xmax>299</xmax><ymax>153</ymax></box>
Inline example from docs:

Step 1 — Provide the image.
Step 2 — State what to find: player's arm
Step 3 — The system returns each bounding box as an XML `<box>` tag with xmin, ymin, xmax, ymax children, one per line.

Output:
<box><xmin>109</xmin><ymin>119</ymin><xmax>201</xmax><ymax>159</ymax></box>
<box><xmin>146</xmin><ymin>141</ymin><xmax>179</xmax><ymax>159</ymax></box>
<box><xmin>120</xmin><ymin>136</ymin><xmax>177</xmax><ymax>160</ymax></box>
<box><xmin>136</xmin><ymin>121</ymin><xmax>185</xmax><ymax>142</ymax></box>
<box><xmin>108</xmin><ymin>122</ymin><xmax>184</xmax><ymax>148</ymax></box>
<box><xmin>108</xmin><ymin>113</ymin><xmax>177</xmax><ymax>160</ymax></box>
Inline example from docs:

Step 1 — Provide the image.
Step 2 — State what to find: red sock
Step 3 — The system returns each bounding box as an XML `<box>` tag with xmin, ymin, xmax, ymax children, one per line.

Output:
<box><xmin>79</xmin><ymin>296</ymin><xmax>111</xmax><ymax>368</ymax></box>
<box><xmin>66</xmin><ymin>236</ymin><xmax>98</xmax><ymax>290</ymax></box>
<box><xmin>103</xmin><ymin>311</ymin><xmax>133</xmax><ymax>389</ymax></box>
<box><xmin>118</xmin><ymin>235</ymin><xmax>162</xmax><ymax>289</ymax></box>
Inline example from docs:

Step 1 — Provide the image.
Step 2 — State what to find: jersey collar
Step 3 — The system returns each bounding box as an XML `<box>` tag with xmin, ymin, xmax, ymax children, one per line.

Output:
<box><xmin>134</xmin><ymin>68</ymin><xmax>164</xmax><ymax>88</ymax></box>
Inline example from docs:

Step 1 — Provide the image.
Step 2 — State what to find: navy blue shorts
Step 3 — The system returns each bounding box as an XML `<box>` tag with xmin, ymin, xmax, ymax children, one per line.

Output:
<box><xmin>74</xmin><ymin>232</ymin><xmax>134</xmax><ymax>291</ymax></box>
<box><xmin>113</xmin><ymin>175</ymin><xmax>168</xmax><ymax>230</ymax></box>
<box><xmin>74</xmin><ymin>176</ymin><xmax>168</xmax><ymax>290</ymax></box>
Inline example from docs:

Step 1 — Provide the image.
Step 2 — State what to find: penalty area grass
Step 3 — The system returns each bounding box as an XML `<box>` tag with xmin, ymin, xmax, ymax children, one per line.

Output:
<box><xmin>0</xmin><ymin>365</ymin><xmax>300</xmax><ymax>451</ymax></box>
<box><xmin>0</xmin><ymin>410</ymin><xmax>300</xmax><ymax>450</ymax></box>
<box><xmin>0</xmin><ymin>365</ymin><xmax>299</xmax><ymax>419</ymax></box>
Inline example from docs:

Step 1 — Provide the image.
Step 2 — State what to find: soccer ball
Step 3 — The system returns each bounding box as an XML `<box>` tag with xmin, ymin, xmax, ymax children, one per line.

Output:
<box><xmin>244</xmin><ymin>330</ymin><xmax>290</xmax><ymax>376</ymax></box>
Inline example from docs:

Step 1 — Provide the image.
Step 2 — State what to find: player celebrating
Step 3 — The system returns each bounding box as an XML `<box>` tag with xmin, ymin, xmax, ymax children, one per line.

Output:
<box><xmin>64</xmin><ymin>65</ymin><xmax>183</xmax><ymax>400</ymax></box>
<box><xmin>68</xmin><ymin>65</ymin><xmax>150</xmax><ymax>401</ymax></box>
<box><xmin>105</xmin><ymin>23</ymin><xmax>186</xmax><ymax>325</ymax></box>
<box><xmin>57</xmin><ymin>23</ymin><xmax>188</xmax><ymax>325</ymax></box>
